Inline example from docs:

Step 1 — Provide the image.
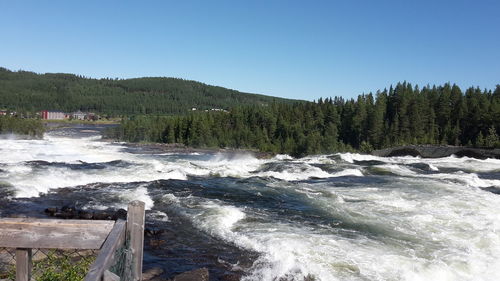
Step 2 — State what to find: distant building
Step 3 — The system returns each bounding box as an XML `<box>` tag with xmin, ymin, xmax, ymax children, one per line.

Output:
<box><xmin>210</xmin><ymin>108</ymin><xmax>228</xmax><ymax>112</ymax></box>
<box><xmin>72</xmin><ymin>111</ymin><xmax>86</xmax><ymax>120</ymax></box>
<box><xmin>86</xmin><ymin>113</ymin><xmax>98</xmax><ymax>121</ymax></box>
<box><xmin>40</xmin><ymin>111</ymin><xmax>67</xmax><ymax>120</ymax></box>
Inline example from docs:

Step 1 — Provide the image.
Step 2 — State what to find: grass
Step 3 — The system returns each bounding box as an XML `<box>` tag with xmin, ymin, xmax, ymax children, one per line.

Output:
<box><xmin>2</xmin><ymin>250</ymin><xmax>95</xmax><ymax>281</ymax></box>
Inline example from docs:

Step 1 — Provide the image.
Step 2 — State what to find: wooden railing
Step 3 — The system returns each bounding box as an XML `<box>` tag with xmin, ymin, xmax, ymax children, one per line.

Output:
<box><xmin>0</xmin><ymin>200</ymin><xmax>145</xmax><ymax>281</ymax></box>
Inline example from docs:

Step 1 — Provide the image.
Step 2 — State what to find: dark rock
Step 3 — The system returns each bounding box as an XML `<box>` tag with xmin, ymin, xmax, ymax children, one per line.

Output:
<box><xmin>143</xmin><ymin>267</ymin><xmax>164</xmax><ymax>280</ymax></box>
<box><xmin>454</xmin><ymin>149</ymin><xmax>488</xmax><ymax>160</ymax></box>
<box><xmin>221</xmin><ymin>274</ymin><xmax>241</xmax><ymax>281</ymax></box>
<box><xmin>481</xmin><ymin>186</ymin><xmax>500</xmax><ymax>195</ymax></box>
<box><xmin>387</xmin><ymin>147</ymin><xmax>421</xmax><ymax>157</ymax></box>
<box><xmin>43</xmin><ymin>206</ymin><xmax>129</xmax><ymax>221</ymax></box>
<box><xmin>172</xmin><ymin>268</ymin><xmax>209</xmax><ymax>281</ymax></box>
<box><xmin>44</xmin><ymin>207</ymin><xmax>57</xmax><ymax>216</ymax></box>
<box><xmin>372</xmin><ymin>145</ymin><xmax>500</xmax><ymax>160</ymax></box>
<box><xmin>92</xmin><ymin>212</ymin><xmax>112</xmax><ymax>220</ymax></box>
<box><xmin>145</xmin><ymin>227</ymin><xmax>165</xmax><ymax>237</ymax></box>
<box><xmin>78</xmin><ymin>210</ymin><xmax>93</xmax><ymax>219</ymax></box>
<box><xmin>61</xmin><ymin>205</ymin><xmax>74</xmax><ymax>213</ymax></box>
<box><xmin>54</xmin><ymin>212</ymin><xmax>75</xmax><ymax>219</ymax></box>
<box><xmin>112</xmin><ymin>208</ymin><xmax>127</xmax><ymax>220</ymax></box>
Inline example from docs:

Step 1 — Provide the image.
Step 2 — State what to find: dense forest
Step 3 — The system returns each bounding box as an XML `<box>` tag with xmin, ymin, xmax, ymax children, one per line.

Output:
<box><xmin>0</xmin><ymin>67</ymin><xmax>294</xmax><ymax>115</ymax></box>
<box><xmin>107</xmin><ymin>82</ymin><xmax>500</xmax><ymax>157</ymax></box>
<box><xmin>0</xmin><ymin>116</ymin><xmax>45</xmax><ymax>138</ymax></box>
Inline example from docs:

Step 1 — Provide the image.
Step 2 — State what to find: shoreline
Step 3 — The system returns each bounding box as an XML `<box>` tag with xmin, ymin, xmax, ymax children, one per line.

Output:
<box><xmin>114</xmin><ymin>141</ymin><xmax>276</xmax><ymax>159</ymax></box>
<box><xmin>372</xmin><ymin>145</ymin><xmax>500</xmax><ymax>160</ymax></box>
<box><xmin>107</xmin><ymin>138</ymin><xmax>500</xmax><ymax>161</ymax></box>
<box><xmin>43</xmin><ymin>122</ymin><xmax>500</xmax><ymax>160</ymax></box>
<box><xmin>116</xmin><ymin>141</ymin><xmax>500</xmax><ymax>160</ymax></box>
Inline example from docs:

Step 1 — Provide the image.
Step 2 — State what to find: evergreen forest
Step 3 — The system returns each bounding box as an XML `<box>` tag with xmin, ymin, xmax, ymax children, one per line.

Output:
<box><xmin>0</xmin><ymin>116</ymin><xmax>45</xmax><ymax>138</ymax></box>
<box><xmin>107</xmin><ymin>82</ymin><xmax>500</xmax><ymax>157</ymax></box>
<box><xmin>0</xmin><ymin>67</ymin><xmax>293</xmax><ymax>115</ymax></box>
<box><xmin>1</xmin><ymin>66</ymin><xmax>499</xmax><ymax>156</ymax></box>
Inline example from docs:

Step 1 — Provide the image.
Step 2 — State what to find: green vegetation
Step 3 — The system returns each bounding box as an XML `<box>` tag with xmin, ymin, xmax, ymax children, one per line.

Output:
<box><xmin>0</xmin><ymin>67</ymin><xmax>295</xmax><ymax>116</ymax></box>
<box><xmin>0</xmin><ymin>116</ymin><xmax>45</xmax><ymax>138</ymax></box>
<box><xmin>108</xmin><ymin>82</ymin><xmax>500</xmax><ymax>156</ymax></box>
<box><xmin>1</xmin><ymin>64</ymin><xmax>498</xmax><ymax>155</ymax></box>
<box><xmin>3</xmin><ymin>250</ymin><xmax>94</xmax><ymax>281</ymax></box>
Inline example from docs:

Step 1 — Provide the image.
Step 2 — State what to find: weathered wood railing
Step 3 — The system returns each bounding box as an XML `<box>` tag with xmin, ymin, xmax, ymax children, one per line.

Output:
<box><xmin>0</xmin><ymin>200</ymin><xmax>145</xmax><ymax>281</ymax></box>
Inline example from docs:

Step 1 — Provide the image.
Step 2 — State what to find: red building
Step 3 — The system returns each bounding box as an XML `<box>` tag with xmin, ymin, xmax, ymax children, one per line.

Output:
<box><xmin>40</xmin><ymin>111</ymin><xmax>67</xmax><ymax>120</ymax></box>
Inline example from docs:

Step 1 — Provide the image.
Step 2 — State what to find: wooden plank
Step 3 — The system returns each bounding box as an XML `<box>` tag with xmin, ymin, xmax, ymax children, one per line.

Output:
<box><xmin>0</xmin><ymin>218</ymin><xmax>114</xmax><ymax>225</ymax></box>
<box><xmin>103</xmin><ymin>270</ymin><xmax>121</xmax><ymax>281</ymax></box>
<box><xmin>15</xmin><ymin>248</ymin><xmax>31</xmax><ymax>281</ymax></box>
<box><xmin>126</xmin><ymin>201</ymin><xmax>145</xmax><ymax>281</ymax></box>
<box><xmin>84</xmin><ymin>220</ymin><xmax>126</xmax><ymax>281</ymax></box>
<box><xmin>0</xmin><ymin>218</ymin><xmax>114</xmax><ymax>249</ymax></box>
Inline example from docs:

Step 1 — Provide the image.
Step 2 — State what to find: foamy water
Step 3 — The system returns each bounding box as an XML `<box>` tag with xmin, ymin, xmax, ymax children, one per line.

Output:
<box><xmin>1</xmin><ymin>128</ymin><xmax>500</xmax><ymax>280</ymax></box>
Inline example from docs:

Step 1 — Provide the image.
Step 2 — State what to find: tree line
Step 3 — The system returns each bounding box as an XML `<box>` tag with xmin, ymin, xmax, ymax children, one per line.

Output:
<box><xmin>0</xmin><ymin>116</ymin><xmax>45</xmax><ymax>138</ymax></box>
<box><xmin>0</xmin><ymin>67</ymin><xmax>294</xmax><ymax>116</ymax></box>
<box><xmin>106</xmin><ymin>82</ymin><xmax>500</xmax><ymax>157</ymax></box>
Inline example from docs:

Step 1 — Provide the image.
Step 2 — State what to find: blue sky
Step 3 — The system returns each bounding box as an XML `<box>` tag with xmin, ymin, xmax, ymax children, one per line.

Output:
<box><xmin>0</xmin><ymin>0</ymin><xmax>498</xmax><ymax>100</ymax></box>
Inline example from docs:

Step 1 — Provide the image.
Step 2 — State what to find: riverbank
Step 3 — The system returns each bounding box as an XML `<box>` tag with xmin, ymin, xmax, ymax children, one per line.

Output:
<box><xmin>372</xmin><ymin>145</ymin><xmax>500</xmax><ymax>160</ymax></box>
<box><xmin>33</xmin><ymin>122</ymin><xmax>500</xmax><ymax>161</ymax></box>
<box><xmin>119</xmin><ymin>142</ymin><xmax>276</xmax><ymax>159</ymax></box>
<box><xmin>119</xmin><ymin>141</ymin><xmax>500</xmax><ymax>161</ymax></box>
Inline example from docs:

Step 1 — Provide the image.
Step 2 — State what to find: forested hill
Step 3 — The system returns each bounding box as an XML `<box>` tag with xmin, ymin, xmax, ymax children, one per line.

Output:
<box><xmin>108</xmin><ymin>82</ymin><xmax>500</xmax><ymax>157</ymax></box>
<box><xmin>0</xmin><ymin>67</ymin><xmax>296</xmax><ymax>115</ymax></box>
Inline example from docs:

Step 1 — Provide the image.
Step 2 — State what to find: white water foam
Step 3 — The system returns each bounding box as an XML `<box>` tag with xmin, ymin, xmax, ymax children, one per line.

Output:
<box><xmin>338</xmin><ymin>152</ymin><xmax>385</xmax><ymax>163</ymax></box>
<box><xmin>3</xmin><ymin>134</ymin><xmax>500</xmax><ymax>280</ymax></box>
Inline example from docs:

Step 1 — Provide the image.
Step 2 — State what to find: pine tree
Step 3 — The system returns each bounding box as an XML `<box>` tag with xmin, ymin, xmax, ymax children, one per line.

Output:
<box><xmin>485</xmin><ymin>126</ymin><xmax>500</xmax><ymax>148</ymax></box>
<box><xmin>476</xmin><ymin>131</ymin><xmax>485</xmax><ymax>147</ymax></box>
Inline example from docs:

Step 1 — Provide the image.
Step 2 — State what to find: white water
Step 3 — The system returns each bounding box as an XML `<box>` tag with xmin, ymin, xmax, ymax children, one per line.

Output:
<box><xmin>2</xmin><ymin>131</ymin><xmax>500</xmax><ymax>280</ymax></box>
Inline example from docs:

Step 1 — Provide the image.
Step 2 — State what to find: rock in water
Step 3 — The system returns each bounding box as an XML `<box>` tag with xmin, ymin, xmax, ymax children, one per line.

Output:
<box><xmin>172</xmin><ymin>268</ymin><xmax>209</xmax><ymax>281</ymax></box>
<box><xmin>220</xmin><ymin>274</ymin><xmax>241</xmax><ymax>281</ymax></box>
<box><xmin>142</xmin><ymin>267</ymin><xmax>164</xmax><ymax>280</ymax></box>
<box><xmin>112</xmin><ymin>208</ymin><xmax>127</xmax><ymax>220</ymax></box>
<box><xmin>44</xmin><ymin>207</ymin><xmax>57</xmax><ymax>215</ymax></box>
<box><xmin>78</xmin><ymin>210</ymin><xmax>93</xmax><ymax>219</ymax></box>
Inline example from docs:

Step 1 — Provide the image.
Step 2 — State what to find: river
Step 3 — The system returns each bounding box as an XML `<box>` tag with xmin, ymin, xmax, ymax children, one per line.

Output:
<box><xmin>1</xmin><ymin>125</ymin><xmax>500</xmax><ymax>281</ymax></box>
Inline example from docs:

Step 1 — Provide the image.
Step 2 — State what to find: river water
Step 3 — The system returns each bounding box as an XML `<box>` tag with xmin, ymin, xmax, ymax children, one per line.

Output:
<box><xmin>1</xmin><ymin>125</ymin><xmax>500</xmax><ymax>281</ymax></box>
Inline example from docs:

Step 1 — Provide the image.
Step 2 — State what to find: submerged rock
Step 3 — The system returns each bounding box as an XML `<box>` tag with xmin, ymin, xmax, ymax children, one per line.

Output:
<box><xmin>220</xmin><ymin>274</ymin><xmax>241</xmax><ymax>281</ymax></box>
<box><xmin>171</xmin><ymin>268</ymin><xmax>209</xmax><ymax>281</ymax></box>
<box><xmin>143</xmin><ymin>267</ymin><xmax>164</xmax><ymax>280</ymax></box>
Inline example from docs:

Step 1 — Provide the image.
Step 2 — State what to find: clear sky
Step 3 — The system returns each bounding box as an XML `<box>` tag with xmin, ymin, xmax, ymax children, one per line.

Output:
<box><xmin>0</xmin><ymin>0</ymin><xmax>498</xmax><ymax>100</ymax></box>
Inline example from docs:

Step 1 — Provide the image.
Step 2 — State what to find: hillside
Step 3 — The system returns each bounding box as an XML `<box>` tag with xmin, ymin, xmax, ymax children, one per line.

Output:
<box><xmin>108</xmin><ymin>82</ymin><xmax>500</xmax><ymax>156</ymax></box>
<box><xmin>0</xmin><ymin>67</ymin><xmax>297</xmax><ymax>115</ymax></box>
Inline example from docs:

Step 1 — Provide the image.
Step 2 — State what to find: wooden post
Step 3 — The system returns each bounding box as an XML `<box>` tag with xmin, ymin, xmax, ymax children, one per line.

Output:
<box><xmin>84</xmin><ymin>220</ymin><xmax>126</xmax><ymax>281</ymax></box>
<box><xmin>127</xmin><ymin>200</ymin><xmax>145</xmax><ymax>281</ymax></box>
<box><xmin>15</xmin><ymin>248</ymin><xmax>32</xmax><ymax>281</ymax></box>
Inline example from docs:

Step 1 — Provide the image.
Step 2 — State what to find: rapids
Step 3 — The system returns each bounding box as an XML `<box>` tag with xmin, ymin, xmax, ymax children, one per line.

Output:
<box><xmin>1</xmin><ymin>125</ymin><xmax>500</xmax><ymax>281</ymax></box>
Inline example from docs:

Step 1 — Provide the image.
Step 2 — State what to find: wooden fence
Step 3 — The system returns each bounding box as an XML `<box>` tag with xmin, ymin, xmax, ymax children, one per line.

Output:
<box><xmin>0</xmin><ymin>200</ymin><xmax>145</xmax><ymax>281</ymax></box>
